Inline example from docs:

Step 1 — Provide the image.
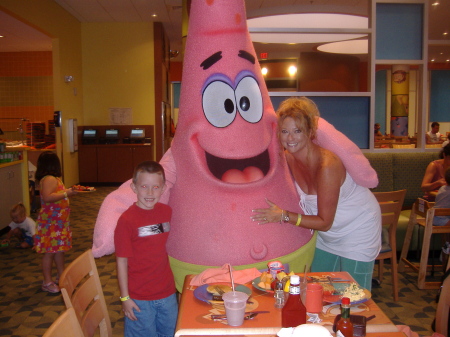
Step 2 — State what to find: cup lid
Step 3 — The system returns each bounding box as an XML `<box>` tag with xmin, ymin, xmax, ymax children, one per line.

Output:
<box><xmin>222</xmin><ymin>290</ymin><xmax>249</xmax><ymax>303</ymax></box>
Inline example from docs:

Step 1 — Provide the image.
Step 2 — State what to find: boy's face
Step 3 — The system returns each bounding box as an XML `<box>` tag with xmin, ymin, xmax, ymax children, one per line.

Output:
<box><xmin>11</xmin><ymin>212</ymin><xmax>26</xmax><ymax>224</ymax></box>
<box><xmin>130</xmin><ymin>171</ymin><xmax>165</xmax><ymax>210</ymax></box>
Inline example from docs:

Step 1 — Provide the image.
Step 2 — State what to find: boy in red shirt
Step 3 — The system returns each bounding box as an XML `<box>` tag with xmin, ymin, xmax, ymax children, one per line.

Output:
<box><xmin>115</xmin><ymin>161</ymin><xmax>177</xmax><ymax>337</ymax></box>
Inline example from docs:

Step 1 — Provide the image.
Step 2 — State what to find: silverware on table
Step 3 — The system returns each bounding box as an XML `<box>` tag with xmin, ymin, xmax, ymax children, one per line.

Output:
<box><xmin>210</xmin><ymin>310</ymin><xmax>270</xmax><ymax>320</ymax></box>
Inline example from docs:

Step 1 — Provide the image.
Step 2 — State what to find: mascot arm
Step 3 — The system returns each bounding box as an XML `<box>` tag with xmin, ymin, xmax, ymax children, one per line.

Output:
<box><xmin>92</xmin><ymin>148</ymin><xmax>177</xmax><ymax>258</ymax></box>
<box><xmin>314</xmin><ymin>118</ymin><xmax>378</xmax><ymax>188</ymax></box>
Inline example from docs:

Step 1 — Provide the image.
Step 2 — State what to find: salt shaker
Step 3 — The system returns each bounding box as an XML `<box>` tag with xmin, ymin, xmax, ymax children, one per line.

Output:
<box><xmin>274</xmin><ymin>278</ymin><xmax>285</xmax><ymax>308</ymax></box>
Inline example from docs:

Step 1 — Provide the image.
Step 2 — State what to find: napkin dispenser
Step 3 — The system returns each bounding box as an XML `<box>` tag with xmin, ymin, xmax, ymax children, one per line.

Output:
<box><xmin>333</xmin><ymin>314</ymin><xmax>367</xmax><ymax>337</ymax></box>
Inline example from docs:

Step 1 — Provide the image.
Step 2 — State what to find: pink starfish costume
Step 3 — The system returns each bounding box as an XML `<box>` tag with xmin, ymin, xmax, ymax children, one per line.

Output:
<box><xmin>92</xmin><ymin>0</ymin><xmax>378</xmax><ymax>291</ymax></box>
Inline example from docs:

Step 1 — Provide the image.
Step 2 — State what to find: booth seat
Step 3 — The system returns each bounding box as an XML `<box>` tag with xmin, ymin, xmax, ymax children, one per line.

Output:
<box><xmin>364</xmin><ymin>152</ymin><xmax>441</xmax><ymax>251</ymax></box>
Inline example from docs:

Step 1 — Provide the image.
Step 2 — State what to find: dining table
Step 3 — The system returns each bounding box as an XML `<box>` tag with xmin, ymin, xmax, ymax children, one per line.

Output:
<box><xmin>175</xmin><ymin>271</ymin><xmax>405</xmax><ymax>337</ymax></box>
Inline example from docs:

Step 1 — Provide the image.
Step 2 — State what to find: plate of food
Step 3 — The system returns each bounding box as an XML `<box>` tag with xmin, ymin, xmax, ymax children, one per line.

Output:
<box><xmin>72</xmin><ymin>185</ymin><xmax>96</xmax><ymax>192</ymax></box>
<box><xmin>193</xmin><ymin>283</ymin><xmax>252</xmax><ymax>304</ymax></box>
<box><xmin>323</xmin><ymin>282</ymin><xmax>371</xmax><ymax>305</ymax></box>
<box><xmin>252</xmin><ymin>276</ymin><xmax>273</xmax><ymax>293</ymax></box>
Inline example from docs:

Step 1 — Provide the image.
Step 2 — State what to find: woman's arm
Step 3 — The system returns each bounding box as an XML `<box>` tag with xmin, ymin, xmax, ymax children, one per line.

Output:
<box><xmin>421</xmin><ymin>161</ymin><xmax>446</xmax><ymax>192</ymax></box>
<box><xmin>116</xmin><ymin>256</ymin><xmax>140</xmax><ymax>321</ymax></box>
<box><xmin>40</xmin><ymin>176</ymin><xmax>77</xmax><ymax>203</ymax></box>
<box><xmin>252</xmin><ymin>150</ymin><xmax>345</xmax><ymax>231</ymax></box>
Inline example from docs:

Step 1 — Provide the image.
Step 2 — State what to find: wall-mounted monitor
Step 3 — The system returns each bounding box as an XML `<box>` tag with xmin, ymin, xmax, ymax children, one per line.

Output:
<box><xmin>83</xmin><ymin>129</ymin><xmax>97</xmax><ymax>138</ymax></box>
<box><xmin>105</xmin><ymin>129</ymin><xmax>119</xmax><ymax>138</ymax></box>
<box><xmin>130</xmin><ymin>128</ymin><xmax>145</xmax><ymax>138</ymax></box>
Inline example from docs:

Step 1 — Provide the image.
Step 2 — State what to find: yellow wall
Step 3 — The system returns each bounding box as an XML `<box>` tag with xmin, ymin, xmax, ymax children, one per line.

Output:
<box><xmin>82</xmin><ymin>23</ymin><xmax>155</xmax><ymax>126</ymax></box>
<box><xmin>0</xmin><ymin>0</ymin><xmax>82</xmax><ymax>187</ymax></box>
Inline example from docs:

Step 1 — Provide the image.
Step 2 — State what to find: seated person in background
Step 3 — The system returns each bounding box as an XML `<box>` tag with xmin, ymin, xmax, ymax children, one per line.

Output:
<box><xmin>1</xmin><ymin>203</ymin><xmax>36</xmax><ymax>249</ymax></box>
<box><xmin>426</xmin><ymin>122</ymin><xmax>444</xmax><ymax>144</ymax></box>
<box><xmin>374</xmin><ymin>123</ymin><xmax>383</xmax><ymax>137</ymax></box>
<box><xmin>422</xmin><ymin>144</ymin><xmax>450</xmax><ymax>200</ymax></box>
<box><xmin>433</xmin><ymin>167</ymin><xmax>450</xmax><ymax>226</ymax></box>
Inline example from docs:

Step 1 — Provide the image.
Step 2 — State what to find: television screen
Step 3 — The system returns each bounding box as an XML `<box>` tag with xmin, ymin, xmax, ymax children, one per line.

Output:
<box><xmin>83</xmin><ymin>129</ymin><xmax>97</xmax><ymax>138</ymax></box>
<box><xmin>130</xmin><ymin>129</ymin><xmax>145</xmax><ymax>138</ymax></box>
<box><xmin>105</xmin><ymin>129</ymin><xmax>119</xmax><ymax>138</ymax></box>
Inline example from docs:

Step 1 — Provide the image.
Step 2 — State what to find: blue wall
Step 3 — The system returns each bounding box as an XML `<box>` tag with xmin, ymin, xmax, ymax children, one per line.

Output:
<box><xmin>270</xmin><ymin>96</ymin><xmax>370</xmax><ymax>149</ymax></box>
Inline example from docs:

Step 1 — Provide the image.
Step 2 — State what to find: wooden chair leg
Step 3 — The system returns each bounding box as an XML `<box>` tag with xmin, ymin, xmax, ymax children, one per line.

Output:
<box><xmin>391</xmin><ymin>253</ymin><xmax>399</xmax><ymax>301</ymax></box>
<box><xmin>378</xmin><ymin>259</ymin><xmax>384</xmax><ymax>283</ymax></box>
<box><xmin>398</xmin><ymin>207</ymin><xmax>417</xmax><ymax>272</ymax></box>
<box><xmin>418</xmin><ymin>219</ymin><xmax>433</xmax><ymax>289</ymax></box>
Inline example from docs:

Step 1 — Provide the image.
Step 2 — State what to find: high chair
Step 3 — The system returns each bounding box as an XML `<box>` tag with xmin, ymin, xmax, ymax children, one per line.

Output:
<box><xmin>398</xmin><ymin>198</ymin><xmax>450</xmax><ymax>289</ymax></box>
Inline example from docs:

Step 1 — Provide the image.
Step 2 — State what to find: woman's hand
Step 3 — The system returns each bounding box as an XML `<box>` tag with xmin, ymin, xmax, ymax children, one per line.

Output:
<box><xmin>122</xmin><ymin>299</ymin><xmax>140</xmax><ymax>321</ymax></box>
<box><xmin>251</xmin><ymin>198</ymin><xmax>283</xmax><ymax>224</ymax></box>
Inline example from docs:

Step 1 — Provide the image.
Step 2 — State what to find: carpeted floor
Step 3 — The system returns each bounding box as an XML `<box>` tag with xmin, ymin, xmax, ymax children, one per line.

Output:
<box><xmin>0</xmin><ymin>186</ymin><xmax>444</xmax><ymax>336</ymax></box>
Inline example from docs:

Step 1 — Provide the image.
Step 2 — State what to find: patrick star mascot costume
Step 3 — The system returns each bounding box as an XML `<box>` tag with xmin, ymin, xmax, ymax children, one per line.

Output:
<box><xmin>92</xmin><ymin>0</ymin><xmax>377</xmax><ymax>291</ymax></box>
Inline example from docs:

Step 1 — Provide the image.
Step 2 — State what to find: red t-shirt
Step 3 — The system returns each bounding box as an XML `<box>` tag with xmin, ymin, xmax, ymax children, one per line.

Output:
<box><xmin>114</xmin><ymin>202</ymin><xmax>175</xmax><ymax>300</ymax></box>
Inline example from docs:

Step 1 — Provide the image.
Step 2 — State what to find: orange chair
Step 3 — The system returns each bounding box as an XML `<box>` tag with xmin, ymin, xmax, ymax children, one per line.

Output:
<box><xmin>59</xmin><ymin>249</ymin><xmax>112</xmax><ymax>337</ymax></box>
<box><xmin>42</xmin><ymin>308</ymin><xmax>84</xmax><ymax>337</ymax></box>
<box><xmin>373</xmin><ymin>189</ymin><xmax>406</xmax><ymax>301</ymax></box>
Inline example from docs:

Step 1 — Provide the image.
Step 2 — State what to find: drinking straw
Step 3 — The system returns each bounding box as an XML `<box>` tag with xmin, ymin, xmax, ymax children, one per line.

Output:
<box><xmin>228</xmin><ymin>264</ymin><xmax>236</xmax><ymax>292</ymax></box>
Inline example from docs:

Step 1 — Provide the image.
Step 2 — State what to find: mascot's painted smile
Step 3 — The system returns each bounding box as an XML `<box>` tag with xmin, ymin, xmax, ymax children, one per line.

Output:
<box><xmin>205</xmin><ymin>149</ymin><xmax>269</xmax><ymax>183</ymax></box>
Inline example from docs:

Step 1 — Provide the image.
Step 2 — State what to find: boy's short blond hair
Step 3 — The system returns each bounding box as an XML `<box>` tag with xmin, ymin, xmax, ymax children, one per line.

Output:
<box><xmin>132</xmin><ymin>161</ymin><xmax>165</xmax><ymax>184</ymax></box>
<box><xmin>10</xmin><ymin>203</ymin><xmax>26</xmax><ymax>218</ymax></box>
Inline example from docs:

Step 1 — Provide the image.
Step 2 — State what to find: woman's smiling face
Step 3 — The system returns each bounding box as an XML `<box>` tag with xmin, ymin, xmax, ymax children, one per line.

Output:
<box><xmin>279</xmin><ymin>116</ymin><xmax>310</xmax><ymax>154</ymax></box>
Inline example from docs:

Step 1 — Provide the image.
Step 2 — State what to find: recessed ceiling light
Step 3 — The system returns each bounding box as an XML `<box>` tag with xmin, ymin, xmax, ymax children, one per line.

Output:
<box><xmin>447</xmin><ymin>59</ymin><xmax>450</xmax><ymax>62</ymax></box>
<box><xmin>0</xmin><ymin>35</ymin><xmax>4</xmax><ymax>38</ymax></box>
<box><xmin>431</xmin><ymin>58</ymin><xmax>436</xmax><ymax>62</ymax></box>
<box><xmin>151</xmin><ymin>13</ymin><xmax>157</xmax><ymax>18</ymax></box>
<box><xmin>432</xmin><ymin>1</ymin><xmax>440</xmax><ymax>6</ymax></box>
<box><xmin>443</xmin><ymin>32</ymin><xmax>448</xmax><ymax>36</ymax></box>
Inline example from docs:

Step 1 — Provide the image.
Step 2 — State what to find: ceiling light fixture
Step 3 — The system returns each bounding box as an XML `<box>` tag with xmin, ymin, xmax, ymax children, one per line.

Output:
<box><xmin>317</xmin><ymin>39</ymin><xmax>368</xmax><ymax>54</ymax></box>
<box><xmin>248</xmin><ymin>13</ymin><xmax>368</xmax><ymax>44</ymax></box>
<box><xmin>431</xmin><ymin>1</ymin><xmax>440</xmax><ymax>5</ymax></box>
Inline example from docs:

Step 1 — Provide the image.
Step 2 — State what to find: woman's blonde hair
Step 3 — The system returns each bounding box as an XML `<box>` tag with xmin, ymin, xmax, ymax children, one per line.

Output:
<box><xmin>277</xmin><ymin>97</ymin><xmax>320</xmax><ymax>140</ymax></box>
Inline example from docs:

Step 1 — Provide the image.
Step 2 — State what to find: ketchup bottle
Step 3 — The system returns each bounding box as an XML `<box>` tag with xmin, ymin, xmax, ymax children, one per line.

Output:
<box><xmin>281</xmin><ymin>275</ymin><xmax>306</xmax><ymax>327</ymax></box>
<box><xmin>336</xmin><ymin>297</ymin><xmax>354</xmax><ymax>337</ymax></box>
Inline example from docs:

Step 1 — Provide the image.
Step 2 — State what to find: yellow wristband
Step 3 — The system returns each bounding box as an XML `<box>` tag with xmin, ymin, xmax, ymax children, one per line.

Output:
<box><xmin>295</xmin><ymin>214</ymin><xmax>302</xmax><ymax>227</ymax></box>
<box><xmin>120</xmin><ymin>295</ymin><xmax>130</xmax><ymax>302</ymax></box>
<box><xmin>63</xmin><ymin>191</ymin><xmax>68</xmax><ymax>198</ymax></box>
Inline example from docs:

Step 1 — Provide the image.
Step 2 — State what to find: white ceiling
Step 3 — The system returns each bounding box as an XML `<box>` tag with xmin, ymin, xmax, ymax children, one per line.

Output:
<box><xmin>0</xmin><ymin>0</ymin><xmax>449</xmax><ymax>62</ymax></box>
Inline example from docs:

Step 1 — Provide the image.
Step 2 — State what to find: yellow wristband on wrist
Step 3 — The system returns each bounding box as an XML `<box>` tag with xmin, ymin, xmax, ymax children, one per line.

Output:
<box><xmin>120</xmin><ymin>295</ymin><xmax>130</xmax><ymax>302</ymax></box>
<box><xmin>295</xmin><ymin>214</ymin><xmax>302</xmax><ymax>227</ymax></box>
<box><xmin>63</xmin><ymin>191</ymin><xmax>68</xmax><ymax>198</ymax></box>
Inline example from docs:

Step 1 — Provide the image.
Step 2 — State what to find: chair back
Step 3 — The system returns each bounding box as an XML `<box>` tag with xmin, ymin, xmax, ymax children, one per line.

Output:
<box><xmin>392</xmin><ymin>143</ymin><xmax>415</xmax><ymax>149</ymax></box>
<box><xmin>43</xmin><ymin>308</ymin><xmax>84</xmax><ymax>337</ymax></box>
<box><xmin>59</xmin><ymin>249</ymin><xmax>112</xmax><ymax>337</ymax></box>
<box><xmin>410</xmin><ymin>198</ymin><xmax>435</xmax><ymax>219</ymax></box>
<box><xmin>373</xmin><ymin>189</ymin><xmax>406</xmax><ymax>253</ymax></box>
<box><xmin>435</xmin><ymin>274</ymin><xmax>450</xmax><ymax>336</ymax></box>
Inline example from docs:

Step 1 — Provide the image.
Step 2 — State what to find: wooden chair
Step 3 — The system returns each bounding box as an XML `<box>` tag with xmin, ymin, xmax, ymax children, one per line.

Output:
<box><xmin>43</xmin><ymin>308</ymin><xmax>84</xmax><ymax>337</ymax></box>
<box><xmin>59</xmin><ymin>249</ymin><xmax>112</xmax><ymax>337</ymax></box>
<box><xmin>435</xmin><ymin>272</ymin><xmax>450</xmax><ymax>337</ymax></box>
<box><xmin>426</xmin><ymin>143</ymin><xmax>443</xmax><ymax>148</ymax></box>
<box><xmin>398</xmin><ymin>199</ymin><xmax>450</xmax><ymax>289</ymax></box>
<box><xmin>373</xmin><ymin>189</ymin><xmax>406</xmax><ymax>301</ymax></box>
<box><xmin>392</xmin><ymin>143</ymin><xmax>415</xmax><ymax>149</ymax></box>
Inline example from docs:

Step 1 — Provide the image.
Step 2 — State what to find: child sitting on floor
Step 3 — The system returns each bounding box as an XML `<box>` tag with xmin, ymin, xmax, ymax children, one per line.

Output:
<box><xmin>2</xmin><ymin>203</ymin><xmax>36</xmax><ymax>249</ymax></box>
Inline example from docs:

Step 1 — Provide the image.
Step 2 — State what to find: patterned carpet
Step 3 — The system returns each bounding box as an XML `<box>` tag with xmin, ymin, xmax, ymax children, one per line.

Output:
<box><xmin>0</xmin><ymin>186</ymin><xmax>444</xmax><ymax>337</ymax></box>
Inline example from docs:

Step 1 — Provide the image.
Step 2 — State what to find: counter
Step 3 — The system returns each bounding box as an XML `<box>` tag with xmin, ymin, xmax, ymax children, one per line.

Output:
<box><xmin>0</xmin><ymin>147</ymin><xmax>30</xmax><ymax>229</ymax></box>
